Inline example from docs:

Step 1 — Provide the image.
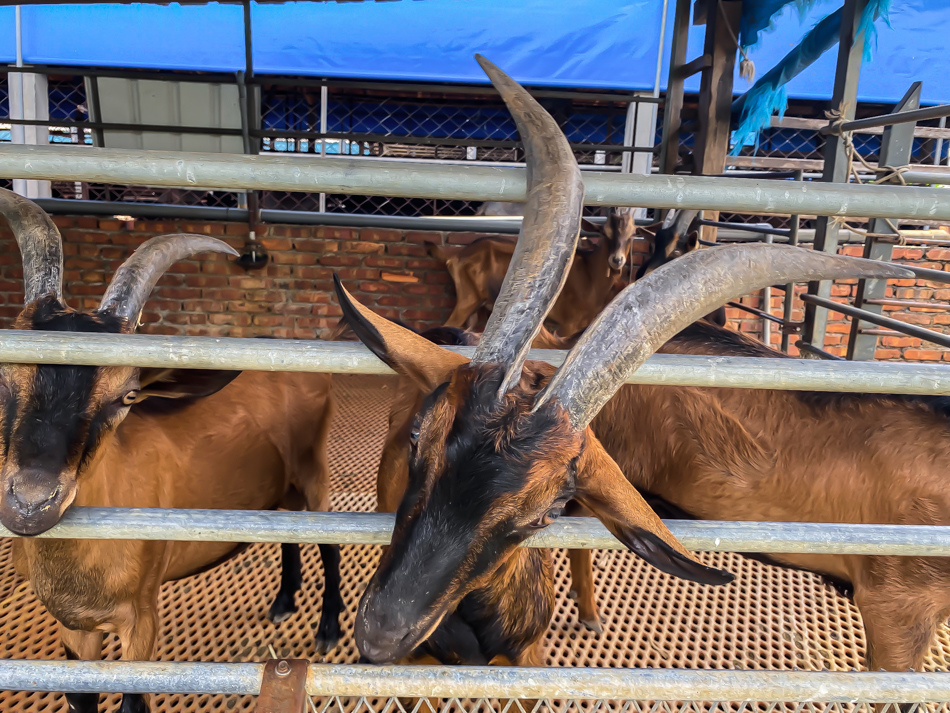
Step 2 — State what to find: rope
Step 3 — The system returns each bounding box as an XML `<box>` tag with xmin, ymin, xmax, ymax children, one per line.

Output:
<box><xmin>824</xmin><ymin>104</ymin><xmax>908</xmax><ymax>244</ymax></box>
<box><xmin>718</xmin><ymin>1</ymin><xmax>755</xmax><ymax>82</ymax></box>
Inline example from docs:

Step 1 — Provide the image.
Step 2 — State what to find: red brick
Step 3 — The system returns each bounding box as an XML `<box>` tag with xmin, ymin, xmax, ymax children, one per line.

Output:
<box><xmin>360</xmin><ymin>228</ymin><xmax>401</xmax><ymax>243</ymax></box>
<box><xmin>904</xmin><ymin>349</ymin><xmax>945</xmax><ymax>361</ymax></box>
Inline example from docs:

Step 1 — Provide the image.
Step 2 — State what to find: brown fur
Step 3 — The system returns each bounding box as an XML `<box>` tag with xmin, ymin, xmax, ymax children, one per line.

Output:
<box><xmin>363</xmin><ymin>320</ymin><xmax>722</xmax><ymax>665</ymax></box>
<box><xmin>434</xmin><ymin>209</ymin><xmax>637</xmax><ymax>335</ymax></box>
<box><xmin>11</xmin><ymin>368</ymin><xmax>335</xmax><ymax>683</ymax></box>
<box><xmin>585</xmin><ymin>322</ymin><xmax>950</xmax><ymax>672</ymax></box>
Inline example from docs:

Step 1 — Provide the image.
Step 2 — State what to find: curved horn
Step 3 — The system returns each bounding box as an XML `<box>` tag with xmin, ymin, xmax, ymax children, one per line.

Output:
<box><xmin>470</xmin><ymin>55</ymin><xmax>585</xmax><ymax>395</ymax></box>
<box><xmin>535</xmin><ymin>243</ymin><xmax>913</xmax><ymax>429</ymax></box>
<box><xmin>99</xmin><ymin>234</ymin><xmax>238</xmax><ymax>323</ymax></box>
<box><xmin>0</xmin><ymin>188</ymin><xmax>63</xmax><ymax>304</ymax></box>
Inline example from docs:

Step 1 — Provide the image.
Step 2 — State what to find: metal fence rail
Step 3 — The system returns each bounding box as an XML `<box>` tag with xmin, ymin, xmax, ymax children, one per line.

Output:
<box><xmin>3</xmin><ymin>331</ymin><xmax>950</xmax><ymax>394</ymax></box>
<box><xmin>4</xmin><ymin>660</ymin><xmax>950</xmax><ymax>702</ymax></box>
<box><xmin>5</xmin><ymin>507</ymin><xmax>950</xmax><ymax>556</ymax></box>
<box><xmin>4</xmin><ymin>144</ymin><xmax>950</xmax><ymax>219</ymax></box>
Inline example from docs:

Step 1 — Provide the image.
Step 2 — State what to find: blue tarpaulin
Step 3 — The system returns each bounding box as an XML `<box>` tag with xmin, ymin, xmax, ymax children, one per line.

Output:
<box><xmin>1</xmin><ymin>1</ymin><xmax>948</xmax><ymax>104</ymax></box>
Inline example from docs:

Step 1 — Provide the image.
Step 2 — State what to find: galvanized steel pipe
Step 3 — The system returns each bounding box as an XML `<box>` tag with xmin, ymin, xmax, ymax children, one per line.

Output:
<box><xmin>4</xmin><ymin>660</ymin><xmax>950</xmax><ymax>702</ymax></box>
<box><xmin>5</xmin><ymin>508</ymin><xmax>950</xmax><ymax>556</ymax></box>
<box><xmin>2</xmin><ymin>331</ymin><xmax>950</xmax><ymax>395</ymax></box>
<box><xmin>3</xmin><ymin>144</ymin><xmax>950</xmax><ymax>219</ymax></box>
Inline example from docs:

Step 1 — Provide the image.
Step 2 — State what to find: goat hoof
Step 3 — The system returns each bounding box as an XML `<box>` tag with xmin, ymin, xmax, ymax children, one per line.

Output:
<box><xmin>119</xmin><ymin>693</ymin><xmax>149</xmax><ymax>713</ymax></box>
<box><xmin>580</xmin><ymin>617</ymin><xmax>604</xmax><ymax>634</ymax></box>
<box><xmin>315</xmin><ymin>617</ymin><xmax>341</xmax><ymax>655</ymax></box>
<box><xmin>267</xmin><ymin>597</ymin><xmax>298</xmax><ymax>625</ymax></box>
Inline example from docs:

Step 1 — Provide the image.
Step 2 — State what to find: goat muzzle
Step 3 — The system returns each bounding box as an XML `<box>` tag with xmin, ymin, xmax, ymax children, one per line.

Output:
<box><xmin>0</xmin><ymin>468</ymin><xmax>74</xmax><ymax>535</ymax></box>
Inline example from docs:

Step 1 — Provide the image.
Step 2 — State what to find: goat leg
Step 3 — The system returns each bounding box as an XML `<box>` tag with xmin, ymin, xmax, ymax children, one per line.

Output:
<box><xmin>62</xmin><ymin>628</ymin><xmax>103</xmax><ymax>713</ymax></box>
<box><xmin>567</xmin><ymin>549</ymin><xmax>602</xmax><ymax>634</ymax></box>
<box><xmin>315</xmin><ymin>543</ymin><xmax>343</xmax><ymax>655</ymax></box>
<box><xmin>267</xmin><ymin>543</ymin><xmax>303</xmax><ymax>624</ymax></box>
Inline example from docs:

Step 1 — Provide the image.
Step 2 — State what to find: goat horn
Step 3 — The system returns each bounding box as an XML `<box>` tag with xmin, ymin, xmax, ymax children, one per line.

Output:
<box><xmin>534</xmin><ymin>243</ymin><xmax>914</xmax><ymax>429</ymax></box>
<box><xmin>0</xmin><ymin>188</ymin><xmax>63</xmax><ymax>305</ymax></box>
<box><xmin>470</xmin><ymin>55</ymin><xmax>585</xmax><ymax>396</ymax></box>
<box><xmin>99</xmin><ymin>234</ymin><xmax>238</xmax><ymax>324</ymax></box>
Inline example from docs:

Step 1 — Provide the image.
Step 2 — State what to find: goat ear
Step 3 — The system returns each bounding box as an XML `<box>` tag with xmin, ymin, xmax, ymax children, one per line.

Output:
<box><xmin>575</xmin><ymin>435</ymin><xmax>734</xmax><ymax>586</ymax></box>
<box><xmin>580</xmin><ymin>219</ymin><xmax>601</xmax><ymax>235</ymax></box>
<box><xmin>137</xmin><ymin>368</ymin><xmax>240</xmax><ymax>402</ymax></box>
<box><xmin>333</xmin><ymin>274</ymin><xmax>468</xmax><ymax>391</ymax></box>
<box><xmin>685</xmin><ymin>230</ymin><xmax>699</xmax><ymax>252</ymax></box>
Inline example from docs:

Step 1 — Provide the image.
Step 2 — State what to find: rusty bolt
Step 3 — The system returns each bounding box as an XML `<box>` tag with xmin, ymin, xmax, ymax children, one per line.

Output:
<box><xmin>275</xmin><ymin>660</ymin><xmax>291</xmax><ymax>676</ymax></box>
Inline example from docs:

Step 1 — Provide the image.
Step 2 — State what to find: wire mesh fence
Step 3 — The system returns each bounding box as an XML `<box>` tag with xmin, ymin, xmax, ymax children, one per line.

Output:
<box><xmin>1</xmin><ymin>71</ymin><xmax>949</xmax><ymax>219</ymax></box>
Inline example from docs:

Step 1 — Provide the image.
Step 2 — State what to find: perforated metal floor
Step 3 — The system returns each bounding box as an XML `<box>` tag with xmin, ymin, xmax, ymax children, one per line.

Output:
<box><xmin>2</xmin><ymin>375</ymin><xmax>949</xmax><ymax>712</ymax></box>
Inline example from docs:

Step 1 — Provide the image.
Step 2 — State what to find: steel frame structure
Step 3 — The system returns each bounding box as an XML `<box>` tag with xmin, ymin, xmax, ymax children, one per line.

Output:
<box><xmin>4</xmin><ymin>0</ymin><xmax>950</xmax><ymax>709</ymax></box>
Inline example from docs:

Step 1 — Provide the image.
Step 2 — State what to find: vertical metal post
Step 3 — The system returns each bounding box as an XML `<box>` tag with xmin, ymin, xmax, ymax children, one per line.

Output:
<box><xmin>242</xmin><ymin>0</ymin><xmax>261</xmax><ymax>235</ymax></box>
<box><xmin>935</xmin><ymin>116</ymin><xmax>946</xmax><ymax>167</ymax></box>
<box><xmin>10</xmin><ymin>6</ymin><xmax>51</xmax><ymax>199</ymax></box>
<box><xmin>320</xmin><ymin>83</ymin><xmax>328</xmax><ymax>213</ymax></box>
<box><xmin>763</xmin><ymin>233</ymin><xmax>773</xmax><ymax>347</ymax></box>
<box><xmin>846</xmin><ymin>82</ymin><xmax>922</xmax><ymax>361</ymax></box>
<box><xmin>626</xmin><ymin>97</ymin><xmax>658</xmax><ymax>221</ymax></box>
<box><xmin>781</xmin><ymin>169</ymin><xmax>803</xmax><ymax>353</ymax></box>
<box><xmin>622</xmin><ymin>100</ymin><xmax>636</xmax><ymax>174</ymax></box>
<box><xmin>659</xmin><ymin>0</ymin><xmax>690</xmax><ymax>177</ymax></box>
<box><xmin>801</xmin><ymin>0</ymin><xmax>869</xmax><ymax>348</ymax></box>
<box><xmin>86</xmin><ymin>75</ymin><xmax>106</xmax><ymax>148</ymax></box>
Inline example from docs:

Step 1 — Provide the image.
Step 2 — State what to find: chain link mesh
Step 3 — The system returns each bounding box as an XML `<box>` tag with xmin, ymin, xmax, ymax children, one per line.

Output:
<box><xmin>2</xmin><ymin>76</ymin><xmax>948</xmax><ymax>219</ymax></box>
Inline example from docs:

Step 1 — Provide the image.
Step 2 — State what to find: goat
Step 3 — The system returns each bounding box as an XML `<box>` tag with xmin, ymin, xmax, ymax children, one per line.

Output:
<box><xmin>633</xmin><ymin>209</ymin><xmax>726</xmax><ymax>327</ymax></box>
<box><xmin>334</xmin><ymin>56</ymin><xmax>905</xmax><ymax>667</ymax></box>
<box><xmin>0</xmin><ymin>190</ymin><xmax>343</xmax><ymax>713</ymax></box>
<box><xmin>432</xmin><ymin>207</ymin><xmax>637</xmax><ymax>335</ymax></box>
<box><xmin>634</xmin><ymin>209</ymin><xmax>699</xmax><ymax>280</ymax></box>
<box><xmin>583</xmin><ymin>317</ymin><xmax>950</xmax><ymax>676</ymax></box>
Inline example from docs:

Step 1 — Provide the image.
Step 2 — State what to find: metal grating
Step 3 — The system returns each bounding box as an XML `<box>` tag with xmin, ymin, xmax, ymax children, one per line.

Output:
<box><xmin>2</xmin><ymin>374</ymin><xmax>950</xmax><ymax>712</ymax></box>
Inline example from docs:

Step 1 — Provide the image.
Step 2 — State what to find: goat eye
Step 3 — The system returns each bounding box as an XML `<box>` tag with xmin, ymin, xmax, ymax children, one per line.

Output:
<box><xmin>529</xmin><ymin>507</ymin><xmax>563</xmax><ymax>530</ymax></box>
<box><xmin>409</xmin><ymin>427</ymin><xmax>420</xmax><ymax>445</ymax></box>
<box><xmin>121</xmin><ymin>390</ymin><xmax>139</xmax><ymax>406</ymax></box>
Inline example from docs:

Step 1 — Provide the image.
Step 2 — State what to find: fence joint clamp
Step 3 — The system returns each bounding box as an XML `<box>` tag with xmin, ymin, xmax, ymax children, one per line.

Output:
<box><xmin>256</xmin><ymin>658</ymin><xmax>309</xmax><ymax>713</ymax></box>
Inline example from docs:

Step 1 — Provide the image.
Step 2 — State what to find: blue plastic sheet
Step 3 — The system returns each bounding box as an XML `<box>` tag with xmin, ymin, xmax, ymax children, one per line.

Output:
<box><xmin>677</xmin><ymin>0</ymin><xmax>950</xmax><ymax>105</ymax></box>
<box><xmin>15</xmin><ymin>1</ymin><xmax>668</xmax><ymax>90</ymax></box>
<box><xmin>3</xmin><ymin>1</ymin><xmax>949</xmax><ymax>104</ymax></box>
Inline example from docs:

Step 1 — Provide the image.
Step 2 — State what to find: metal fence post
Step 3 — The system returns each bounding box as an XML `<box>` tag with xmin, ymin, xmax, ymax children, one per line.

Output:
<box><xmin>802</xmin><ymin>0</ymin><xmax>869</xmax><ymax>349</ymax></box>
<box><xmin>847</xmin><ymin>83</ymin><xmax>922</xmax><ymax>360</ymax></box>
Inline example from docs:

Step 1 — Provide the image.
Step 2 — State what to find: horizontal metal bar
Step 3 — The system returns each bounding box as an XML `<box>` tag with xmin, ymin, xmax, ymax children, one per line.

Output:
<box><xmin>3</xmin><ymin>331</ymin><xmax>950</xmax><ymax>394</ymax></box>
<box><xmin>902</xmin><ymin>170</ymin><xmax>950</xmax><ymax>186</ymax></box>
<box><xmin>698</xmin><ymin>219</ymin><xmax>791</xmax><ymax>238</ymax></box>
<box><xmin>4</xmin><ymin>660</ymin><xmax>950</xmax><ymax>702</ymax></box>
<box><xmin>860</xmin><ymin>328</ymin><xmax>904</xmax><ymax>336</ymax></box>
<box><xmin>726</xmin><ymin>300</ymin><xmax>792</xmax><ymax>326</ymax></box>
<box><xmin>900</xmin><ymin>264</ymin><xmax>950</xmax><ymax>284</ymax></box>
<box><xmin>5</xmin><ymin>144</ymin><xmax>950</xmax><ymax>218</ymax></box>
<box><xmin>800</xmin><ymin>294</ymin><xmax>950</xmax><ymax>349</ymax></box>
<box><xmin>2</xmin><ymin>115</ymin><xmax>245</xmax><ymax>137</ymax></box>
<box><xmin>827</xmin><ymin>104</ymin><xmax>950</xmax><ymax>134</ymax></box>
<box><xmin>7</xmin><ymin>508</ymin><xmax>950</xmax><ymax>556</ymax></box>
<box><xmin>865</xmin><ymin>297</ymin><xmax>950</xmax><ymax>311</ymax></box>
<box><xmin>796</xmin><ymin>341</ymin><xmax>845</xmax><ymax>360</ymax></box>
<box><xmin>0</xmin><ymin>63</ymin><xmax>656</xmax><ymax>105</ymax></box>
<box><xmin>257</xmin><ymin>128</ymin><xmax>655</xmax><ymax>154</ymax></box>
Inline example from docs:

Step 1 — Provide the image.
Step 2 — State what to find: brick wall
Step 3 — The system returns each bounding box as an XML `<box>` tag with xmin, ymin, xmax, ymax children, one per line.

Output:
<box><xmin>0</xmin><ymin>215</ymin><xmax>947</xmax><ymax>363</ymax></box>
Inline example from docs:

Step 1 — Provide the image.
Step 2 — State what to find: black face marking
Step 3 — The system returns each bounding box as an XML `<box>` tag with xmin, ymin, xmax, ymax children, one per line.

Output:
<box><xmin>6</xmin><ymin>298</ymin><xmax>124</xmax><ymax>475</ymax></box>
<box><xmin>358</xmin><ymin>365</ymin><xmax>577</xmax><ymax>661</ymax></box>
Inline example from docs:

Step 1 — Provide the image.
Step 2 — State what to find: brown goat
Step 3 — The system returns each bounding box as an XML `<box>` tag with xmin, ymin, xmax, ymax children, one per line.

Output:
<box><xmin>0</xmin><ymin>190</ymin><xmax>342</xmax><ymax>713</ymax></box>
<box><xmin>584</xmin><ymin>319</ymin><xmax>950</xmax><ymax>675</ymax></box>
<box><xmin>335</xmin><ymin>57</ymin><xmax>904</xmax><ymax>668</ymax></box>
<box><xmin>432</xmin><ymin>207</ymin><xmax>637</xmax><ymax>335</ymax></box>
